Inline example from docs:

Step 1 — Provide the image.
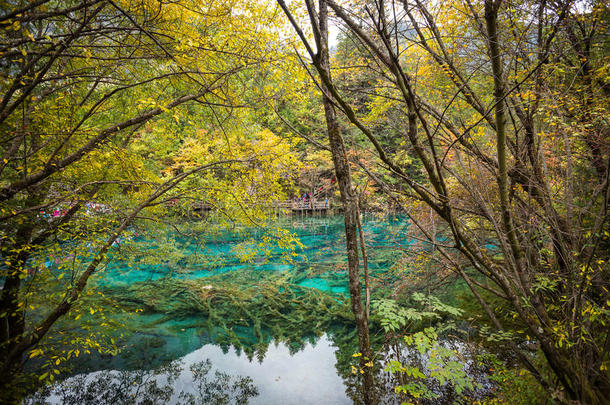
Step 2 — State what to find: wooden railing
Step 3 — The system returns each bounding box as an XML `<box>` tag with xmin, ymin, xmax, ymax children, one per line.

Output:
<box><xmin>185</xmin><ymin>200</ymin><xmax>331</xmax><ymax>212</ymax></box>
<box><xmin>284</xmin><ymin>200</ymin><xmax>331</xmax><ymax>211</ymax></box>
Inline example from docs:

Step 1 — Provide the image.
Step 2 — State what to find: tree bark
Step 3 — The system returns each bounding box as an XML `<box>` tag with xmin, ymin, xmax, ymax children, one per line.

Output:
<box><xmin>0</xmin><ymin>197</ymin><xmax>38</xmax><ymax>403</ymax></box>
<box><xmin>316</xmin><ymin>1</ymin><xmax>375</xmax><ymax>403</ymax></box>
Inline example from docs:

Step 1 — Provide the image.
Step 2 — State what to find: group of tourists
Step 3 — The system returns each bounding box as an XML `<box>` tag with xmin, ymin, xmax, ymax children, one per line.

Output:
<box><xmin>292</xmin><ymin>177</ymin><xmax>335</xmax><ymax>209</ymax></box>
<box><xmin>38</xmin><ymin>201</ymin><xmax>112</xmax><ymax>222</ymax></box>
<box><xmin>39</xmin><ymin>208</ymin><xmax>68</xmax><ymax>219</ymax></box>
<box><xmin>295</xmin><ymin>192</ymin><xmax>313</xmax><ymax>204</ymax></box>
<box><xmin>292</xmin><ymin>194</ymin><xmax>329</xmax><ymax>209</ymax></box>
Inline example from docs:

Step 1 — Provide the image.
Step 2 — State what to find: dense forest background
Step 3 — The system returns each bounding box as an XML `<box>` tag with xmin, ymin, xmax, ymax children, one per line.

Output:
<box><xmin>0</xmin><ymin>0</ymin><xmax>609</xmax><ymax>404</ymax></box>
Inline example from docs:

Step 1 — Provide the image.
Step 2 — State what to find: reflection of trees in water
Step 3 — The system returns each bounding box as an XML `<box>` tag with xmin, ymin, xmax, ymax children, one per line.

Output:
<box><xmin>36</xmin><ymin>327</ymin><xmax>487</xmax><ymax>405</ymax></box>
<box><xmin>329</xmin><ymin>326</ymin><xmax>492</xmax><ymax>405</ymax></box>
<box><xmin>329</xmin><ymin>325</ymin><xmax>399</xmax><ymax>405</ymax></box>
<box><xmin>33</xmin><ymin>300</ymin><xmax>489</xmax><ymax>404</ymax></box>
<box><xmin>52</xmin><ymin>270</ymin><xmax>490</xmax><ymax>404</ymax></box>
<box><xmin>26</xmin><ymin>359</ymin><xmax>258</xmax><ymax>405</ymax></box>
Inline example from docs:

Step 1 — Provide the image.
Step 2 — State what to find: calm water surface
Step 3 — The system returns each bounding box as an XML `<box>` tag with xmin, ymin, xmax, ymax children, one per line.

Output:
<box><xmin>41</xmin><ymin>215</ymin><xmax>414</xmax><ymax>404</ymax></box>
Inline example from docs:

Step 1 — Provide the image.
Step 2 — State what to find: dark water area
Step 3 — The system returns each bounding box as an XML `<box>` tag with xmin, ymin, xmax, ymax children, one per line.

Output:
<box><xmin>30</xmin><ymin>215</ymin><xmax>420</xmax><ymax>404</ymax></box>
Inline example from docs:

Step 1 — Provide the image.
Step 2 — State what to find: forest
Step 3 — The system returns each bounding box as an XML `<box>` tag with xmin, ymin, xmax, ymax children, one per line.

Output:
<box><xmin>0</xmin><ymin>0</ymin><xmax>609</xmax><ymax>404</ymax></box>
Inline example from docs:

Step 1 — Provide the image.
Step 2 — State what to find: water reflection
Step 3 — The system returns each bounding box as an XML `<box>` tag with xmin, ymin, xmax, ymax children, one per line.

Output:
<box><xmin>30</xmin><ymin>335</ymin><xmax>352</xmax><ymax>405</ymax></box>
<box><xmin>33</xmin><ymin>306</ymin><xmax>493</xmax><ymax>405</ymax></box>
<box><xmin>34</xmin><ymin>327</ymin><xmax>488</xmax><ymax>404</ymax></box>
<box><xmin>30</xmin><ymin>215</ymin><xmax>490</xmax><ymax>403</ymax></box>
<box><xmin>27</xmin><ymin>358</ymin><xmax>259</xmax><ymax>405</ymax></box>
<box><xmin>180</xmin><ymin>335</ymin><xmax>350</xmax><ymax>405</ymax></box>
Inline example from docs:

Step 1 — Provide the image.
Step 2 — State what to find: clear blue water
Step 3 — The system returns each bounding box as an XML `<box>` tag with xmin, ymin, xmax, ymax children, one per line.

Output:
<box><xmin>43</xmin><ymin>214</ymin><xmax>416</xmax><ymax>404</ymax></box>
<box><xmin>99</xmin><ymin>214</ymin><xmax>413</xmax><ymax>294</ymax></box>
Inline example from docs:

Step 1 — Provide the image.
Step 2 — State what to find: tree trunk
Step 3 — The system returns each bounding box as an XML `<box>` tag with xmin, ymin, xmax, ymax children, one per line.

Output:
<box><xmin>317</xmin><ymin>1</ymin><xmax>375</xmax><ymax>403</ymax></box>
<box><xmin>0</xmin><ymin>217</ymin><xmax>36</xmax><ymax>403</ymax></box>
<box><xmin>484</xmin><ymin>2</ymin><xmax>610</xmax><ymax>403</ymax></box>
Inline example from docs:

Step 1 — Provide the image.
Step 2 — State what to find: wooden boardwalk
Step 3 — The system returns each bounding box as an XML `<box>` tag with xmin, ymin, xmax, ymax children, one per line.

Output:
<box><xmin>283</xmin><ymin>200</ymin><xmax>331</xmax><ymax>212</ymax></box>
<box><xmin>187</xmin><ymin>177</ymin><xmax>336</xmax><ymax>214</ymax></box>
<box><xmin>184</xmin><ymin>197</ymin><xmax>332</xmax><ymax>213</ymax></box>
<box><xmin>185</xmin><ymin>200</ymin><xmax>331</xmax><ymax>213</ymax></box>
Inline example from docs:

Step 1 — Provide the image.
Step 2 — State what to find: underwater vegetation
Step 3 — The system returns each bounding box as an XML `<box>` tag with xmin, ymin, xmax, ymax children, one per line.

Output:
<box><xmin>26</xmin><ymin>216</ymin><xmax>498</xmax><ymax>404</ymax></box>
<box><xmin>101</xmin><ymin>271</ymin><xmax>355</xmax><ymax>361</ymax></box>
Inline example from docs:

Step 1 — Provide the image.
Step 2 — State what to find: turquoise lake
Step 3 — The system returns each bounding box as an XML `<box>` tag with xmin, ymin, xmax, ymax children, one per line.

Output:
<box><xmin>99</xmin><ymin>213</ymin><xmax>413</xmax><ymax>293</ymax></box>
<box><xmin>34</xmin><ymin>214</ymin><xmax>418</xmax><ymax>404</ymax></box>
